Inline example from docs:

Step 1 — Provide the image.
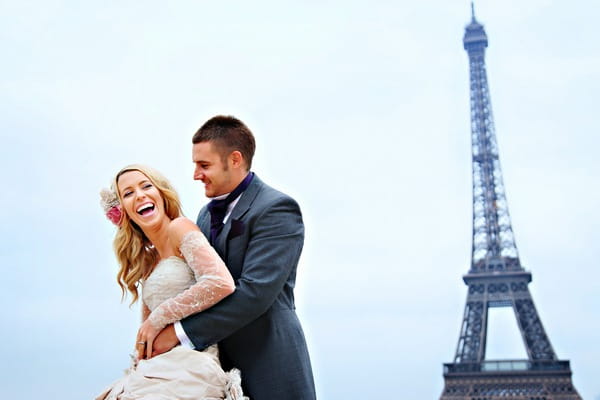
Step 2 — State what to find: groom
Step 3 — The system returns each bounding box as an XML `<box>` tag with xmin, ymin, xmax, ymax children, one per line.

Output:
<box><xmin>153</xmin><ymin>115</ymin><xmax>316</xmax><ymax>400</ymax></box>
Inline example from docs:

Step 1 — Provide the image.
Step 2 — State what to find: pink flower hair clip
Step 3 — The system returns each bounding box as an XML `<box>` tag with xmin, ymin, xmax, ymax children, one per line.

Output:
<box><xmin>100</xmin><ymin>188</ymin><xmax>123</xmax><ymax>227</ymax></box>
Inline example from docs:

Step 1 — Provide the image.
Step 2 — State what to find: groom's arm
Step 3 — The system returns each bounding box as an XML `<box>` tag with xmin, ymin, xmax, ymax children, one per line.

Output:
<box><xmin>180</xmin><ymin>194</ymin><xmax>304</xmax><ymax>350</ymax></box>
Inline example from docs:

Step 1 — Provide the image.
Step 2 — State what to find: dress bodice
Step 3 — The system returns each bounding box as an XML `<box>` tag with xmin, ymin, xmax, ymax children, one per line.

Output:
<box><xmin>143</xmin><ymin>257</ymin><xmax>195</xmax><ymax>312</ymax></box>
<box><xmin>138</xmin><ymin>230</ymin><xmax>234</xmax><ymax>331</ymax></box>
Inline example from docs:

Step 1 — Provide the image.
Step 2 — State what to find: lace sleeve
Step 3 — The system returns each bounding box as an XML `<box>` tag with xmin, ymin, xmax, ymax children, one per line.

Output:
<box><xmin>141</xmin><ymin>302</ymin><xmax>150</xmax><ymax>322</ymax></box>
<box><xmin>146</xmin><ymin>230</ymin><xmax>235</xmax><ymax>330</ymax></box>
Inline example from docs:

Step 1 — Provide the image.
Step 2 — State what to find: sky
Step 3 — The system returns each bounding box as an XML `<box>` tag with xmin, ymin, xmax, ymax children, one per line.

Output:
<box><xmin>1</xmin><ymin>1</ymin><xmax>599</xmax><ymax>399</ymax></box>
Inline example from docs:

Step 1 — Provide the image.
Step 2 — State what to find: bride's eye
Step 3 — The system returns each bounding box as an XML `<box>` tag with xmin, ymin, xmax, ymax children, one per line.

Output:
<box><xmin>143</xmin><ymin>183</ymin><xmax>153</xmax><ymax>189</ymax></box>
<box><xmin>123</xmin><ymin>191</ymin><xmax>133</xmax><ymax>197</ymax></box>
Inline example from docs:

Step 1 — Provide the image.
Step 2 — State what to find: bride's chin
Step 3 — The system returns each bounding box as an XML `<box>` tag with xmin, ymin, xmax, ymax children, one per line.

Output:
<box><xmin>137</xmin><ymin>213</ymin><xmax>168</xmax><ymax>230</ymax></box>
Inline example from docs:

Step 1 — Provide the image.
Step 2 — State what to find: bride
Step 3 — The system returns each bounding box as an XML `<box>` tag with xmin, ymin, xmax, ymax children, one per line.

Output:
<box><xmin>96</xmin><ymin>164</ymin><xmax>245</xmax><ymax>400</ymax></box>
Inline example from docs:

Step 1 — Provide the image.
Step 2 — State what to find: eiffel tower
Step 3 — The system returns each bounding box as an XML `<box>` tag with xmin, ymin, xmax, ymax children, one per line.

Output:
<box><xmin>439</xmin><ymin>5</ymin><xmax>581</xmax><ymax>400</ymax></box>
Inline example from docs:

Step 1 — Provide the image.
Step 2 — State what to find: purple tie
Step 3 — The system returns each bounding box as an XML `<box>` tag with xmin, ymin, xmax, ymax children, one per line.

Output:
<box><xmin>206</xmin><ymin>172</ymin><xmax>254</xmax><ymax>244</ymax></box>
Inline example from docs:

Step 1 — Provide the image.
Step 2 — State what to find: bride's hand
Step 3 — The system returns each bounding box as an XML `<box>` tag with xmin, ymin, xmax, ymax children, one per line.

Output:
<box><xmin>136</xmin><ymin>319</ymin><xmax>161</xmax><ymax>360</ymax></box>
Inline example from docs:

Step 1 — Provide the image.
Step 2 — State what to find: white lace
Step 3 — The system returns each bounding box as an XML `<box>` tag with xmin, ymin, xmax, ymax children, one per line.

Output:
<box><xmin>143</xmin><ymin>231</ymin><xmax>233</xmax><ymax>330</ymax></box>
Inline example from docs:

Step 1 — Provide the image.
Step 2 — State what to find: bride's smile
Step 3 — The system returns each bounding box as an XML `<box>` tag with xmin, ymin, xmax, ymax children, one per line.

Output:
<box><xmin>137</xmin><ymin>202</ymin><xmax>156</xmax><ymax>216</ymax></box>
<box><xmin>117</xmin><ymin>170</ymin><xmax>167</xmax><ymax>229</ymax></box>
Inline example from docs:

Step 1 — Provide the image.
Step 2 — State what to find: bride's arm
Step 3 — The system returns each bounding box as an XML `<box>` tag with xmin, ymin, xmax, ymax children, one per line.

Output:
<box><xmin>141</xmin><ymin>302</ymin><xmax>150</xmax><ymax>322</ymax></box>
<box><xmin>139</xmin><ymin>218</ymin><xmax>234</xmax><ymax>348</ymax></box>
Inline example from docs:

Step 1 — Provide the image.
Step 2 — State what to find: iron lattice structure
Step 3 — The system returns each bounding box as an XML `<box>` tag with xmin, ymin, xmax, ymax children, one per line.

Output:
<box><xmin>439</xmin><ymin>6</ymin><xmax>581</xmax><ymax>400</ymax></box>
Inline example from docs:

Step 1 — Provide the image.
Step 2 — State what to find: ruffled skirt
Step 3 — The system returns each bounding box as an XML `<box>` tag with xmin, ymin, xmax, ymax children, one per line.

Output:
<box><xmin>96</xmin><ymin>346</ymin><xmax>245</xmax><ymax>400</ymax></box>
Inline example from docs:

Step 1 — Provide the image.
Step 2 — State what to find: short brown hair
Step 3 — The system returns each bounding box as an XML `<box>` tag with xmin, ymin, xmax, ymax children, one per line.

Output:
<box><xmin>192</xmin><ymin>115</ymin><xmax>256</xmax><ymax>170</ymax></box>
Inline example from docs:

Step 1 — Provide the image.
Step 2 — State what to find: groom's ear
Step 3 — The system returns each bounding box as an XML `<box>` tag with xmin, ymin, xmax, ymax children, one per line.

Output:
<box><xmin>229</xmin><ymin>150</ymin><xmax>244</xmax><ymax>169</ymax></box>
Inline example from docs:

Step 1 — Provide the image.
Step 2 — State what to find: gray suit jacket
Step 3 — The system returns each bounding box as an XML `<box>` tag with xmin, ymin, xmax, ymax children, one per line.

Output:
<box><xmin>181</xmin><ymin>175</ymin><xmax>316</xmax><ymax>400</ymax></box>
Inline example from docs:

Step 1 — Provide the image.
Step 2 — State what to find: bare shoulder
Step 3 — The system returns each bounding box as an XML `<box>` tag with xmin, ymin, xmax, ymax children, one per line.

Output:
<box><xmin>168</xmin><ymin>217</ymin><xmax>200</xmax><ymax>246</ymax></box>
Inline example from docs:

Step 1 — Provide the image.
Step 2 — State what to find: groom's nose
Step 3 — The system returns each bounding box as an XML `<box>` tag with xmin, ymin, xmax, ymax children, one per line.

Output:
<box><xmin>194</xmin><ymin>167</ymin><xmax>203</xmax><ymax>181</ymax></box>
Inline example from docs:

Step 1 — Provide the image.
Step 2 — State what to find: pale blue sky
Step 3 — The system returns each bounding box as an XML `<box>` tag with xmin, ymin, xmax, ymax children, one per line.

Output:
<box><xmin>1</xmin><ymin>1</ymin><xmax>599</xmax><ymax>399</ymax></box>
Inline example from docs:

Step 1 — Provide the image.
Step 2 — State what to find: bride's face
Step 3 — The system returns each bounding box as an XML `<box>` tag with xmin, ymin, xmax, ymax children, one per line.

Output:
<box><xmin>117</xmin><ymin>170</ymin><xmax>166</xmax><ymax>229</ymax></box>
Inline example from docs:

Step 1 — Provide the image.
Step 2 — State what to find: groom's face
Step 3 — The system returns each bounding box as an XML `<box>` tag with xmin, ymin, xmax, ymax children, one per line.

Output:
<box><xmin>193</xmin><ymin>141</ymin><xmax>236</xmax><ymax>198</ymax></box>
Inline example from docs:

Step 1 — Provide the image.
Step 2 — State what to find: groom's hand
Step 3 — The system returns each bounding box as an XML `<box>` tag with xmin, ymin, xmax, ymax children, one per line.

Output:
<box><xmin>151</xmin><ymin>324</ymin><xmax>179</xmax><ymax>358</ymax></box>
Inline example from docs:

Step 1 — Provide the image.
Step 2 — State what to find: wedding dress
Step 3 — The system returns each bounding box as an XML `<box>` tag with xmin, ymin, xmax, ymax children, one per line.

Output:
<box><xmin>96</xmin><ymin>231</ymin><xmax>246</xmax><ymax>400</ymax></box>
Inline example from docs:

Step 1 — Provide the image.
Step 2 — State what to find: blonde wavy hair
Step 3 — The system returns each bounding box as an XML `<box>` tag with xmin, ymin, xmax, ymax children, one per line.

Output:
<box><xmin>112</xmin><ymin>164</ymin><xmax>183</xmax><ymax>304</ymax></box>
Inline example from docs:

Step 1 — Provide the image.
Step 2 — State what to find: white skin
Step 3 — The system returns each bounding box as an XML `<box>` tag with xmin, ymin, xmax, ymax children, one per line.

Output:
<box><xmin>117</xmin><ymin>170</ymin><xmax>235</xmax><ymax>360</ymax></box>
<box><xmin>192</xmin><ymin>141</ymin><xmax>248</xmax><ymax>197</ymax></box>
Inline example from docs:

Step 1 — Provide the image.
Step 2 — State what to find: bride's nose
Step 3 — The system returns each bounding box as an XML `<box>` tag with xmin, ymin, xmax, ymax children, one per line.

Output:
<box><xmin>134</xmin><ymin>189</ymin><xmax>146</xmax><ymax>200</ymax></box>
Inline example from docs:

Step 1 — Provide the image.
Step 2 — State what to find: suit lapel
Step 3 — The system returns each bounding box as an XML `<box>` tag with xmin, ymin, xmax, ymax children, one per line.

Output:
<box><xmin>197</xmin><ymin>207</ymin><xmax>211</xmax><ymax>238</ymax></box>
<box><xmin>215</xmin><ymin>175</ymin><xmax>263</xmax><ymax>257</ymax></box>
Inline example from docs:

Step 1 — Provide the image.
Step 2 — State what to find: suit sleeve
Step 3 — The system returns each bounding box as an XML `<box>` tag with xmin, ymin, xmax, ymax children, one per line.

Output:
<box><xmin>180</xmin><ymin>195</ymin><xmax>304</xmax><ymax>349</ymax></box>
